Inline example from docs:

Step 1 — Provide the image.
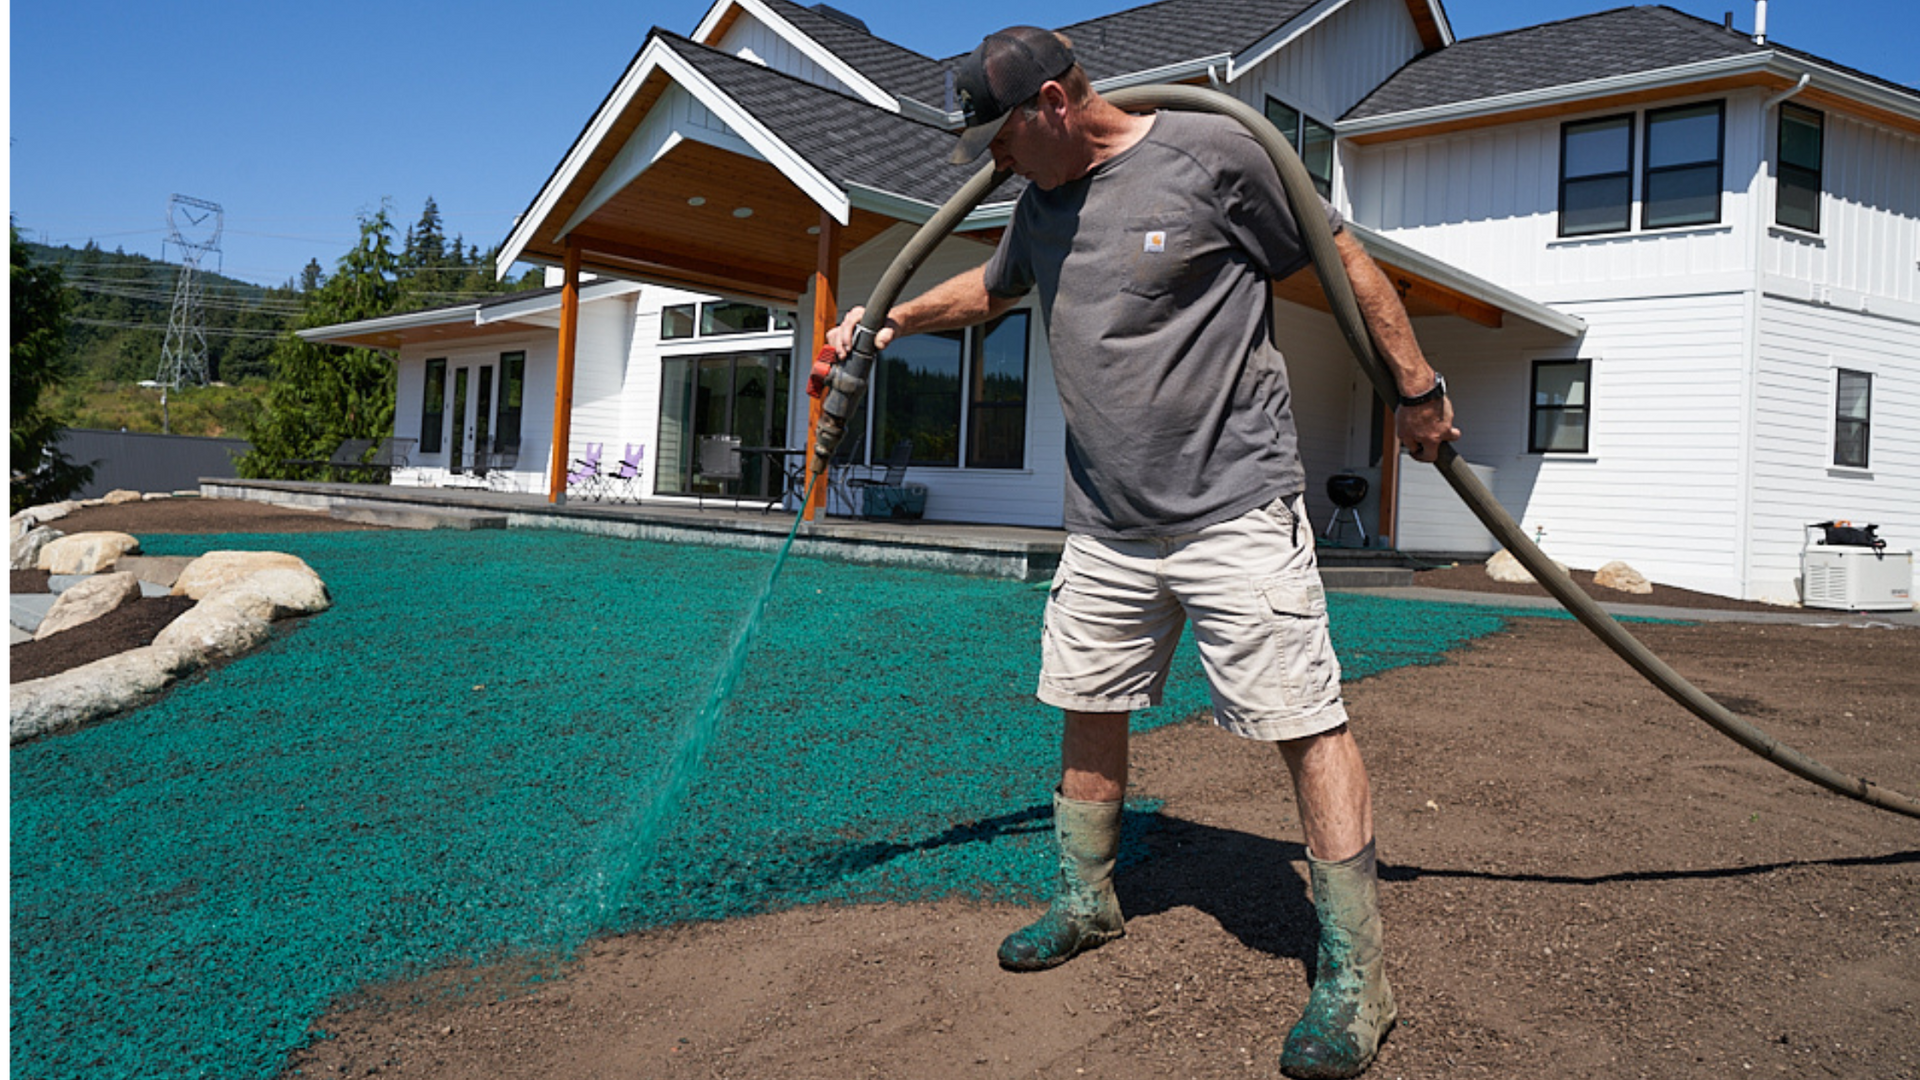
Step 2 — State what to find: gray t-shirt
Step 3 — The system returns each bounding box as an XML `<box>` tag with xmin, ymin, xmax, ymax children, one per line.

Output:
<box><xmin>983</xmin><ymin>109</ymin><xmax>1342</xmax><ymax>538</ymax></box>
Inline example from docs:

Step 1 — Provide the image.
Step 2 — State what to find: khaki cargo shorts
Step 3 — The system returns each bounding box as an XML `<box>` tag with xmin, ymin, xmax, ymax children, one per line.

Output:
<box><xmin>1037</xmin><ymin>493</ymin><xmax>1348</xmax><ymax>742</ymax></box>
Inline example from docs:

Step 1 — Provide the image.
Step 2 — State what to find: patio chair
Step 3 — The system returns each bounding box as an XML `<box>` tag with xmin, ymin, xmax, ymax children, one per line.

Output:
<box><xmin>694</xmin><ymin>434</ymin><xmax>742</xmax><ymax>509</ymax></box>
<box><xmin>567</xmin><ymin>442</ymin><xmax>606</xmax><ymax>501</ymax></box>
<box><xmin>365</xmin><ymin>437</ymin><xmax>416</xmax><ymax>483</ymax></box>
<box><xmin>486</xmin><ymin>440</ymin><xmax>520</xmax><ymax>492</ymax></box>
<box><xmin>285</xmin><ymin>437</ymin><xmax>374</xmax><ymax>481</ymax></box>
<box><xmin>605</xmin><ymin>443</ymin><xmax>645</xmax><ymax>503</ymax></box>
<box><xmin>847</xmin><ymin>440</ymin><xmax>924</xmax><ymax>519</ymax></box>
<box><xmin>824</xmin><ymin>429</ymin><xmax>866</xmax><ymax>515</ymax></box>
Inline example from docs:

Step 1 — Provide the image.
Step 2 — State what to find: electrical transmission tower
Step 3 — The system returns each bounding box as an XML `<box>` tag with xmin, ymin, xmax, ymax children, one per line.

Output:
<box><xmin>156</xmin><ymin>194</ymin><xmax>224</xmax><ymax>432</ymax></box>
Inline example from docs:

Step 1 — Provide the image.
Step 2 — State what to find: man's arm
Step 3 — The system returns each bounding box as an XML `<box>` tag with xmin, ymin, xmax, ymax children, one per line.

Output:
<box><xmin>1334</xmin><ymin>229</ymin><xmax>1460</xmax><ymax>463</ymax></box>
<box><xmin>826</xmin><ymin>266</ymin><xmax>1020</xmax><ymax>357</ymax></box>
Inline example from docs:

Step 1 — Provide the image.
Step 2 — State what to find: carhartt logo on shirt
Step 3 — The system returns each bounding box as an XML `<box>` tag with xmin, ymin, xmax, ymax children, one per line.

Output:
<box><xmin>1143</xmin><ymin>231</ymin><xmax>1166</xmax><ymax>253</ymax></box>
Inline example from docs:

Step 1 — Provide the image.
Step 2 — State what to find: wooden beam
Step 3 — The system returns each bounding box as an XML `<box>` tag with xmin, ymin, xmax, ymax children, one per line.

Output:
<box><xmin>1378</xmin><ymin>394</ymin><xmax>1400</xmax><ymax>545</ymax></box>
<box><xmin>1387</xmin><ymin>271</ymin><xmax>1504</xmax><ymax>329</ymax></box>
<box><xmin>548</xmin><ymin>241</ymin><xmax>582</xmax><ymax>504</ymax></box>
<box><xmin>570</xmin><ymin>231</ymin><xmax>806</xmax><ymax>301</ymax></box>
<box><xmin>803</xmin><ymin>211</ymin><xmax>842</xmax><ymax>521</ymax></box>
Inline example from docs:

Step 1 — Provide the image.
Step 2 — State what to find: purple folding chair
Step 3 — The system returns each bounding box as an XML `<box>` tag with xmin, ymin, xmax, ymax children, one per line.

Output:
<box><xmin>605</xmin><ymin>443</ymin><xmax>645</xmax><ymax>503</ymax></box>
<box><xmin>566</xmin><ymin>442</ymin><xmax>606</xmax><ymax>501</ymax></box>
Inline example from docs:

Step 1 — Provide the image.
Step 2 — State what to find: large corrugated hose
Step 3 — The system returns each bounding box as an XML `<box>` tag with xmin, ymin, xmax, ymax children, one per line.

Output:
<box><xmin>812</xmin><ymin>84</ymin><xmax>1920</xmax><ymax>821</ymax></box>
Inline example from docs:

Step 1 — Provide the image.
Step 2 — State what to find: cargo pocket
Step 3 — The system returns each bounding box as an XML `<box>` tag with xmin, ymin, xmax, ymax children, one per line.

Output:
<box><xmin>1257</xmin><ymin>568</ymin><xmax>1340</xmax><ymax>705</ymax></box>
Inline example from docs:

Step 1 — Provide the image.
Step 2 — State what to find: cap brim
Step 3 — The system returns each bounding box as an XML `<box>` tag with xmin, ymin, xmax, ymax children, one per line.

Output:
<box><xmin>950</xmin><ymin>114</ymin><xmax>1010</xmax><ymax>164</ymax></box>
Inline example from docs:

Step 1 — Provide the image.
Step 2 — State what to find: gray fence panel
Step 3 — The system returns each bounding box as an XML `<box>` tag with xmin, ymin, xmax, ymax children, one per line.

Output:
<box><xmin>55</xmin><ymin>429</ymin><xmax>252</xmax><ymax>499</ymax></box>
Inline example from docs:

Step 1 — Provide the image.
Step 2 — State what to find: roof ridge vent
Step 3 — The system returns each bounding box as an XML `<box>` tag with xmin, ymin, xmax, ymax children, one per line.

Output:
<box><xmin>810</xmin><ymin>3</ymin><xmax>870</xmax><ymax>34</ymax></box>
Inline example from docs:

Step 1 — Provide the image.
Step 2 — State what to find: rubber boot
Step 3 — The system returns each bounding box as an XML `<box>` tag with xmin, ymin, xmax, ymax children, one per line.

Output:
<box><xmin>1280</xmin><ymin>840</ymin><xmax>1397</xmax><ymax>1079</ymax></box>
<box><xmin>997</xmin><ymin>790</ymin><xmax>1124</xmax><ymax>971</ymax></box>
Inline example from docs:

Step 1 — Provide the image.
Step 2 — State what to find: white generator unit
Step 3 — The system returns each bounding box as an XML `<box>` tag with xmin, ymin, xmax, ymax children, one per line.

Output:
<box><xmin>1802</xmin><ymin>524</ymin><xmax>1914</xmax><ymax>611</ymax></box>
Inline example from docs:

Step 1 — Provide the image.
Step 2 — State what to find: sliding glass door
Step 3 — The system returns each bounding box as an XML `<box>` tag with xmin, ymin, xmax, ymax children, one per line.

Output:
<box><xmin>656</xmin><ymin>350</ymin><xmax>791</xmax><ymax>497</ymax></box>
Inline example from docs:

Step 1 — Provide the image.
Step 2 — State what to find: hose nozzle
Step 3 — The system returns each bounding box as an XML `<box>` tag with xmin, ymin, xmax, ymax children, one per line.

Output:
<box><xmin>810</xmin><ymin>324</ymin><xmax>880</xmax><ymax>475</ymax></box>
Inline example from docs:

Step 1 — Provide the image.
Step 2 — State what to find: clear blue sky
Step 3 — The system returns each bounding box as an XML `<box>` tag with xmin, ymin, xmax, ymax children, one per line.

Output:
<box><xmin>10</xmin><ymin>0</ymin><xmax>1914</xmax><ymax>288</ymax></box>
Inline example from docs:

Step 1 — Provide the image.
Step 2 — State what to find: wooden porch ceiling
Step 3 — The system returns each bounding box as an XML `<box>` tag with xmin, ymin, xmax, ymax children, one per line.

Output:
<box><xmin>1273</xmin><ymin>257</ymin><xmax>1505</xmax><ymax>328</ymax></box>
<box><xmin>524</xmin><ymin>139</ymin><xmax>898</xmax><ymax>305</ymax></box>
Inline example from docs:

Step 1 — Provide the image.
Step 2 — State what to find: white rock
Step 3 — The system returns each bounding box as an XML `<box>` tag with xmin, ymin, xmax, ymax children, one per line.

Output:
<box><xmin>11</xmin><ymin>526</ymin><xmax>63</xmax><ymax>571</ymax></box>
<box><xmin>1594</xmin><ymin>560</ymin><xmax>1654</xmax><ymax>595</ymax></box>
<box><xmin>11</xmin><ymin>501</ymin><xmax>77</xmax><ymax>539</ymax></box>
<box><xmin>206</xmin><ymin>567</ymin><xmax>331</xmax><ymax>620</ymax></box>
<box><xmin>9</xmin><ymin>644</ymin><xmax>205</xmax><ymax>744</ymax></box>
<box><xmin>34</xmin><ymin>572</ymin><xmax>143</xmax><ymax>640</ymax></box>
<box><xmin>102</xmin><ymin>489</ymin><xmax>145</xmax><ymax>505</ymax></box>
<box><xmin>1485</xmin><ymin>547</ymin><xmax>1568</xmax><ymax>584</ymax></box>
<box><xmin>142</xmin><ymin>492</ymin><xmax>174</xmax><ymax>501</ymax></box>
<box><xmin>172</xmin><ymin>550</ymin><xmax>318</xmax><ymax>599</ymax></box>
<box><xmin>38</xmin><ymin>531</ymin><xmax>142</xmax><ymax>575</ymax></box>
<box><xmin>153</xmin><ymin>598</ymin><xmax>273</xmax><ymax>658</ymax></box>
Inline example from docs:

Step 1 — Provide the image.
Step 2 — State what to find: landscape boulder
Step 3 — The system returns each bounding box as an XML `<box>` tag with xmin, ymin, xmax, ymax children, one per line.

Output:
<box><xmin>1485</xmin><ymin>547</ymin><xmax>1567</xmax><ymax>584</ymax></box>
<box><xmin>10</xmin><ymin>501</ymin><xmax>78</xmax><ymax>538</ymax></box>
<box><xmin>113</xmin><ymin>555</ymin><xmax>197</xmax><ymax>590</ymax></box>
<box><xmin>11</xmin><ymin>526</ymin><xmax>63</xmax><ymax>571</ymax></box>
<box><xmin>10</xmin><ymin>643</ymin><xmax>205</xmax><ymax>745</ymax></box>
<box><xmin>38</xmin><ymin>531</ymin><xmax>142</xmax><ymax>575</ymax></box>
<box><xmin>35</xmin><ymin>572</ymin><xmax>143</xmax><ymax>641</ymax></box>
<box><xmin>153</xmin><ymin>598</ymin><xmax>274</xmax><ymax>659</ymax></box>
<box><xmin>101</xmin><ymin>489</ymin><xmax>145</xmax><ymax>505</ymax></box>
<box><xmin>204</xmin><ymin>566</ymin><xmax>331</xmax><ymax>620</ymax></box>
<box><xmin>172</xmin><ymin>550</ymin><xmax>319</xmax><ymax>599</ymax></box>
<box><xmin>1594</xmin><ymin>560</ymin><xmax>1654</xmax><ymax>595</ymax></box>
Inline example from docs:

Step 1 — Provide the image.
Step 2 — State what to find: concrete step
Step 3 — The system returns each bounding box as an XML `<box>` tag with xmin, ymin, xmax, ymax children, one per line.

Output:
<box><xmin>1320</xmin><ymin>565</ymin><xmax>1415</xmax><ymax>590</ymax></box>
<box><xmin>329</xmin><ymin>505</ymin><xmax>508</xmax><ymax>531</ymax></box>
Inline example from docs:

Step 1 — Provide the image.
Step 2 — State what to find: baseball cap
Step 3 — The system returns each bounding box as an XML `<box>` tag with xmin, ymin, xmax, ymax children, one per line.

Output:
<box><xmin>949</xmin><ymin>26</ymin><xmax>1077</xmax><ymax>164</ymax></box>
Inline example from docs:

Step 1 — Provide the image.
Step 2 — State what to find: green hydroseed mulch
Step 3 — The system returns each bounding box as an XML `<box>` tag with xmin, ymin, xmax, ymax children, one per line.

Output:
<box><xmin>11</xmin><ymin>528</ymin><xmax>1559</xmax><ymax>1079</ymax></box>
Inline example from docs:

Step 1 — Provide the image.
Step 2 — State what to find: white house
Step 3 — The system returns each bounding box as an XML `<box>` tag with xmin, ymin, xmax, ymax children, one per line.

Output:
<box><xmin>304</xmin><ymin>0</ymin><xmax>1918</xmax><ymax>604</ymax></box>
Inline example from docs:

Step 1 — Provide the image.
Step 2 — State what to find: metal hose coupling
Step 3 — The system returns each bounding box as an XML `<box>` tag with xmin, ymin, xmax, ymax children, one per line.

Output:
<box><xmin>810</xmin><ymin>323</ymin><xmax>879</xmax><ymax>475</ymax></box>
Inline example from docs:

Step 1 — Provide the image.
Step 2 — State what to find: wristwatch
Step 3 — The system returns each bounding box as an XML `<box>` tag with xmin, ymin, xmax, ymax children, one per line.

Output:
<box><xmin>1398</xmin><ymin>372</ymin><xmax>1446</xmax><ymax>408</ymax></box>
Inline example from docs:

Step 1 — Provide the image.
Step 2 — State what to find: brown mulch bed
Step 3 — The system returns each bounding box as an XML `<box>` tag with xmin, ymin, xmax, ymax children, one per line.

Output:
<box><xmin>1411</xmin><ymin>561</ymin><xmax>1793</xmax><ymax>613</ymax></box>
<box><xmin>52</xmin><ymin>497</ymin><xmax>384</xmax><ymax>535</ymax></box>
<box><xmin>11</xmin><ymin>594</ymin><xmax>198</xmax><ymax>683</ymax></box>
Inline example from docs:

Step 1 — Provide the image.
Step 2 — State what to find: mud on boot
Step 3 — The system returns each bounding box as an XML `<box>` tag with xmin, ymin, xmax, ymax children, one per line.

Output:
<box><xmin>1280</xmin><ymin>840</ymin><xmax>1396</xmax><ymax>1080</ymax></box>
<box><xmin>997</xmin><ymin>791</ymin><xmax>1124</xmax><ymax>972</ymax></box>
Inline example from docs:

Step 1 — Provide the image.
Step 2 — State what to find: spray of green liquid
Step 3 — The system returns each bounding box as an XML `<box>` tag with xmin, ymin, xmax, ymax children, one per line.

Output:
<box><xmin>578</xmin><ymin>468</ymin><xmax>825</xmax><ymax>929</ymax></box>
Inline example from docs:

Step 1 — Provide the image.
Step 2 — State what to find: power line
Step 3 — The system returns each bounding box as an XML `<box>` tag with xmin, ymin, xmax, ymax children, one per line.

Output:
<box><xmin>71</xmin><ymin>316</ymin><xmax>287</xmax><ymax>340</ymax></box>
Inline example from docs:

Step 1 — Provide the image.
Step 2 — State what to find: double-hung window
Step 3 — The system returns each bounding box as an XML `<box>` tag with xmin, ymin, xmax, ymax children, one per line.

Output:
<box><xmin>1264</xmin><ymin>97</ymin><xmax>1334</xmax><ymax>198</ymax></box>
<box><xmin>1777</xmin><ymin>103</ymin><xmax>1824</xmax><ymax>232</ymax></box>
<box><xmin>871</xmin><ymin>310</ymin><xmax>1031</xmax><ymax>470</ymax></box>
<box><xmin>1642</xmin><ymin>102</ymin><xmax>1724</xmax><ymax>228</ymax></box>
<box><xmin>1559</xmin><ymin>116</ymin><xmax>1634</xmax><ymax>236</ymax></box>
<box><xmin>1530</xmin><ymin>360</ymin><xmax>1591</xmax><ymax>454</ymax></box>
<box><xmin>1834</xmin><ymin>369</ymin><xmax>1871</xmax><ymax>469</ymax></box>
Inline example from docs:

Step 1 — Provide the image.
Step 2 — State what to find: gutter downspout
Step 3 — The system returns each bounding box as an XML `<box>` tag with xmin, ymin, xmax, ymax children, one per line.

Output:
<box><xmin>1738</xmin><ymin>71</ymin><xmax>1812</xmax><ymax>596</ymax></box>
<box><xmin>1207</xmin><ymin>64</ymin><xmax>1226</xmax><ymax>91</ymax></box>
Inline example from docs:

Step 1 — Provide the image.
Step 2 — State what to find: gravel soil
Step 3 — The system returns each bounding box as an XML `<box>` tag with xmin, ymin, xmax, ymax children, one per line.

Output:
<box><xmin>14</xmin><ymin>498</ymin><xmax>1917</xmax><ymax>1080</ymax></box>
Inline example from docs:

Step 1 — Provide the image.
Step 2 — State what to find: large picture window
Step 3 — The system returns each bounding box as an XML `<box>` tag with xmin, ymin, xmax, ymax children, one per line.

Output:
<box><xmin>496</xmin><ymin>351</ymin><xmax>525</xmax><ymax>451</ymax></box>
<box><xmin>1642</xmin><ymin>102</ymin><xmax>1723</xmax><ymax>229</ymax></box>
<box><xmin>1777</xmin><ymin>103</ymin><xmax>1824</xmax><ymax>233</ymax></box>
<box><xmin>1264</xmin><ymin>96</ymin><xmax>1334</xmax><ymax>198</ymax></box>
<box><xmin>1530</xmin><ymin>359</ymin><xmax>1591</xmax><ymax>454</ymax></box>
<box><xmin>857</xmin><ymin>314</ymin><xmax>1033</xmax><ymax>472</ymax></box>
<box><xmin>1834</xmin><ymin>369</ymin><xmax>1871</xmax><ymax>469</ymax></box>
<box><xmin>1560</xmin><ymin>115</ymin><xmax>1633</xmax><ymax>236</ymax></box>
<box><xmin>419</xmin><ymin>358</ymin><xmax>447</xmax><ymax>454</ymax></box>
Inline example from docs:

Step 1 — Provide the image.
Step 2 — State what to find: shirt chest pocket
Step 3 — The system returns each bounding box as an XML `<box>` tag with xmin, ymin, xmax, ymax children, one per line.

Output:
<box><xmin>1119</xmin><ymin>210</ymin><xmax>1193</xmax><ymax>298</ymax></box>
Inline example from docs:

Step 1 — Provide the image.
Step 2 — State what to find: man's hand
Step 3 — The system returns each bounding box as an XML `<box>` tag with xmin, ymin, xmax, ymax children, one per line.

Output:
<box><xmin>1396</xmin><ymin>395</ymin><xmax>1459</xmax><ymax>463</ymax></box>
<box><xmin>825</xmin><ymin>306</ymin><xmax>899</xmax><ymax>359</ymax></box>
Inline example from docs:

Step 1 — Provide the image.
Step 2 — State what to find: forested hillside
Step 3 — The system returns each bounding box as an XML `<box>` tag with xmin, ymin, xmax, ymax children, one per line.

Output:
<box><xmin>25</xmin><ymin>198</ymin><xmax>546</xmax><ymax>438</ymax></box>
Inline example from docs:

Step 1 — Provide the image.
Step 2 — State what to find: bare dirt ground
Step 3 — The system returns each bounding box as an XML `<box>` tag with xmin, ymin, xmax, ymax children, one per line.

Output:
<box><xmin>19</xmin><ymin>499</ymin><xmax>1918</xmax><ymax>1079</ymax></box>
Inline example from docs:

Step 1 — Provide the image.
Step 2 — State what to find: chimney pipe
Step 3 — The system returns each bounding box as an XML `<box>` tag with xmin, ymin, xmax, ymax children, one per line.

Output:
<box><xmin>1754</xmin><ymin>0</ymin><xmax>1768</xmax><ymax>44</ymax></box>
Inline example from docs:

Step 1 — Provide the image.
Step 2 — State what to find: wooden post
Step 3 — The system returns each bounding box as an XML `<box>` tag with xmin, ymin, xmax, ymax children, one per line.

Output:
<box><xmin>547</xmin><ymin>241</ymin><xmax>582</xmax><ymax>504</ymax></box>
<box><xmin>802</xmin><ymin>211</ymin><xmax>841</xmax><ymax>521</ymax></box>
<box><xmin>1377</xmin><ymin>393</ymin><xmax>1399</xmax><ymax>546</ymax></box>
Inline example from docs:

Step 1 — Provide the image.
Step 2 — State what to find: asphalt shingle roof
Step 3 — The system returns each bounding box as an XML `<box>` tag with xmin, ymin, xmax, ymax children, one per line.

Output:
<box><xmin>1040</xmin><ymin>0</ymin><xmax>1323</xmax><ymax>82</ymax></box>
<box><xmin>759</xmin><ymin>0</ymin><xmax>952</xmax><ymax>108</ymax></box>
<box><xmin>661</xmin><ymin>31</ymin><xmax>1006</xmax><ymax>206</ymax></box>
<box><xmin>1350</xmin><ymin>5</ymin><xmax>1760</xmax><ymax>120</ymax></box>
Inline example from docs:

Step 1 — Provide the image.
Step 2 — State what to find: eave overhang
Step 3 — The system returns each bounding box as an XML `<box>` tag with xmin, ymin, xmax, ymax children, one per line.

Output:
<box><xmin>1344</xmin><ymin>53</ymin><xmax>1920</xmax><ymax>144</ymax></box>
<box><xmin>297</xmin><ymin>281</ymin><xmax>640</xmax><ymax>351</ymax></box>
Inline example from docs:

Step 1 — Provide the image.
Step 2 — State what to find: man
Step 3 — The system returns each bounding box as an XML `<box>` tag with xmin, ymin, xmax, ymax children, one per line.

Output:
<box><xmin>828</xmin><ymin>26</ymin><xmax>1458</xmax><ymax>1080</ymax></box>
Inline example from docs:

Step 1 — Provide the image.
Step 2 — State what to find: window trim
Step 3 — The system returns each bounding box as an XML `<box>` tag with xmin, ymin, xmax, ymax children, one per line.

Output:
<box><xmin>1640</xmin><ymin>101</ymin><xmax>1725</xmax><ymax>231</ymax></box>
<box><xmin>1776</xmin><ymin>102</ymin><xmax>1824</xmax><ymax>234</ymax></box>
<box><xmin>1529</xmin><ymin>358</ymin><xmax>1592</xmax><ymax>455</ymax></box>
<box><xmin>1558</xmin><ymin>113</ymin><xmax>1636</xmax><ymax>238</ymax></box>
<box><xmin>861</xmin><ymin>309</ymin><xmax>1034</xmax><ymax>472</ymax></box>
<box><xmin>1833</xmin><ymin>367</ymin><xmax>1872</xmax><ymax>470</ymax></box>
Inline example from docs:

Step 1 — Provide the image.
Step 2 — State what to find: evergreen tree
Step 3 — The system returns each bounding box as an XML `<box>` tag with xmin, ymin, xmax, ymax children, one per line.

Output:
<box><xmin>11</xmin><ymin>225</ymin><xmax>95</xmax><ymax>512</ymax></box>
<box><xmin>299</xmin><ymin>257</ymin><xmax>325</xmax><ymax>294</ymax></box>
<box><xmin>237</xmin><ymin>206</ymin><xmax>402</xmax><ymax>479</ymax></box>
